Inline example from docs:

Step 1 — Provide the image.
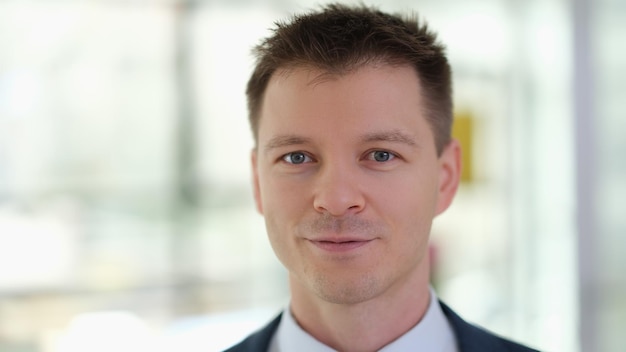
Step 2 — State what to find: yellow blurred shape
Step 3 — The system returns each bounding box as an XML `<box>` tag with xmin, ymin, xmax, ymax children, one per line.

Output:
<box><xmin>452</xmin><ymin>111</ymin><xmax>474</xmax><ymax>183</ymax></box>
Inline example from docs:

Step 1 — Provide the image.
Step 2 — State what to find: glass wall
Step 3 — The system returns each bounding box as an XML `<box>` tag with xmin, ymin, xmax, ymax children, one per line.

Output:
<box><xmin>0</xmin><ymin>0</ymin><xmax>622</xmax><ymax>351</ymax></box>
<box><xmin>576</xmin><ymin>0</ymin><xmax>626</xmax><ymax>351</ymax></box>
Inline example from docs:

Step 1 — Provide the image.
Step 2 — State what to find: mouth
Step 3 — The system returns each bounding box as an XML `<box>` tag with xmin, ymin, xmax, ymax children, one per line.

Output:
<box><xmin>308</xmin><ymin>239</ymin><xmax>374</xmax><ymax>253</ymax></box>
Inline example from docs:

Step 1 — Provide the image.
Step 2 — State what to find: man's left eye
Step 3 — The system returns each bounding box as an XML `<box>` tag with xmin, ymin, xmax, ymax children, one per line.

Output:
<box><xmin>282</xmin><ymin>152</ymin><xmax>311</xmax><ymax>164</ymax></box>
<box><xmin>368</xmin><ymin>150</ymin><xmax>395</xmax><ymax>162</ymax></box>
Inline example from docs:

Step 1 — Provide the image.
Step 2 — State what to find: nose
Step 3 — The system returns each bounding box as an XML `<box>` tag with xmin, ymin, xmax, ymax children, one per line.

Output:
<box><xmin>313</xmin><ymin>162</ymin><xmax>365</xmax><ymax>216</ymax></box>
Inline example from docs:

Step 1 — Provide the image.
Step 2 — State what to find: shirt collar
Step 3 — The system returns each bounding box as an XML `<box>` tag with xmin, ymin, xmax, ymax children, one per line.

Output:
<box><xmin>269</xmin><ymin>288</ymin><xmax>458</xmax><ymax>352</ymax></box>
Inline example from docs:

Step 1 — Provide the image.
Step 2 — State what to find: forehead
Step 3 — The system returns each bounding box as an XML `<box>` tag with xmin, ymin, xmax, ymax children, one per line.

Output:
<box><xmin>269</xmin><ymin>62</ymin><xmax>420</xmax><ymax>90</ymax></box>
<box><xmin>257</xmin><ymin>64</ymin><xmax>433</xmax><ymax>148</ymax></box>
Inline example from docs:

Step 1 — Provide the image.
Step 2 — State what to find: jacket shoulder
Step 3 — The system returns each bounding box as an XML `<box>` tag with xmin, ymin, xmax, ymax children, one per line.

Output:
<box><xmin>222</xmin><ymin>314</ymin><xmax>282</xmax><ymax>352</ymax></box>
<box><xmin>440</xmin><ymin>301</ymin><xmax>540</xmax><ymax>352</ymax></box>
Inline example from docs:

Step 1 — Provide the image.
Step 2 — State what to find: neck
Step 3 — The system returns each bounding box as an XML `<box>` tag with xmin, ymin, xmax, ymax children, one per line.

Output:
<box><xmin>289</xmin><ymin>263</ymin><xmax>431</xmax><ymax>352</ymax></box>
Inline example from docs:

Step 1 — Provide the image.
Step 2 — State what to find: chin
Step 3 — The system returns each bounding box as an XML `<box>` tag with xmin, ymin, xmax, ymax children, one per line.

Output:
<box><xmin>309</xmin><ymin>271</ymin><xmax>382</xmax><ymax>305</ymax></box>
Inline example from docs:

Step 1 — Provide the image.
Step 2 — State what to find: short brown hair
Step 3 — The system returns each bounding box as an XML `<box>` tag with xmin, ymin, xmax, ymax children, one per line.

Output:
<box><xmin>246</xmin><ymin>3</ymin><xmax>452</xmax><ymax>154</ymax></box>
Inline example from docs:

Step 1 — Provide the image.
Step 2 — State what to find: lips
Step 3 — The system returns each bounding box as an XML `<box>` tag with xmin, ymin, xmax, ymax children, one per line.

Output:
<box><xmin>300</xmin><ymin>216</ymin><xmax>381</xmax><ymax>253</ymax></box>
<box><xmin>308</xmin><ymin>238</ymin><xmax>374</xmax><ymax>253</ymax></box>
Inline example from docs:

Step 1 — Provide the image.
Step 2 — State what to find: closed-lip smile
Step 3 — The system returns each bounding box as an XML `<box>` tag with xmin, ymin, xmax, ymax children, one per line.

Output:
<box><xmin>307</xmin><ymin>237</ymin><xmax>375</xmax><ymax>253</ymax></box>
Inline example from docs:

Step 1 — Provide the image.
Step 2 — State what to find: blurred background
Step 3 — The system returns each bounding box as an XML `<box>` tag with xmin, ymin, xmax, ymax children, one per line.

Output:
<box><xmin>0</xmin><ymin>0</ymin><xmax>624</xmax><ymax>351</ymax></box>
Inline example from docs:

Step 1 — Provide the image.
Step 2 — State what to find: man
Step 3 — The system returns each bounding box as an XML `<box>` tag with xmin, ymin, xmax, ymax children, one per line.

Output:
<box><xmin>226</xmin><ymin>3</ymin><xmax>538</xmax><ymax>352</ymax></box>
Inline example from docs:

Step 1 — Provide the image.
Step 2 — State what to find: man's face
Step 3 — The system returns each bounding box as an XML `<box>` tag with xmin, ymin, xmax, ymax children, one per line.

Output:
<box><xmin>252</xmin><ymin>65</ymin><xmax>459</xmax><ymax>305</ymax></box>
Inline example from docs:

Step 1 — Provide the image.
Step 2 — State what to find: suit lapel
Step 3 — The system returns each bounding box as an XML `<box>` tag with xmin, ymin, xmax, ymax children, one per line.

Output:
<box><xmin>223</xmin><ymin>314</ymin><xmax>282</xmax><ymax>352</ymax></box>
<box><xmin>440</xmin><ymin>301</ymin><xmax>538</xmax><ymax>352</ymax></box>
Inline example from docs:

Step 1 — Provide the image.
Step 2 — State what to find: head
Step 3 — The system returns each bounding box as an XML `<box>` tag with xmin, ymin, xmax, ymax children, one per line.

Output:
<box><xmin>247</xmin><ymin>3</ymin><xmax>452</xmax><ymax>155</ymax></box>
<box><xmin>248</xmin><ymin>4</ymin><xmax>460</xmax><ymax>307</ymax></box>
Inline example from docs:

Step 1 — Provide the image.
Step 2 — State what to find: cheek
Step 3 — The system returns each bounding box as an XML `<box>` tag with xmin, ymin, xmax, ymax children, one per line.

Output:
<box><xmin>373</xmin><ymin>172</ymin><xmax>439</xmax><ymax>241</ymax></box>
<box><xmin>385</xmin><ymin>187</ymin><xmax>436</xmax><ymax>265</ymax></box>
<box><xmin>264</xmin><ymin>186</ymin><xmax>302</xmax><ymax>215</ymax></box>
<box><xmin>373</xmin><ymin>171</ymin><xmax>439</xmax><ymax>213</ymax></box>
<box><xmin>261</xmin><ymin>176</ymin><xmax>312</xmax><ymax>214</ymax></box>
<box><xmin>261</xmin><ymin>197</ymin><xmax>297</xmax><ymax>265</ymax></box>
<box><xmin>259</xmin><ymin>177</ymin><xmax>311</xmax><ymax>242</ymax></box>
<box><xmin>264</xmin><ymin>215</ymin><xmax>287</xmax><ymax>256</ymax></box>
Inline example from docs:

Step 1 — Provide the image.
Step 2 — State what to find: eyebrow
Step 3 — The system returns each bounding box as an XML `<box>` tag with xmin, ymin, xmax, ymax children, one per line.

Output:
<box><xmin>263</xmin><ymin>135</ymin><xmax>312</xmax><ymax>152</ymax></box>
<box><xmin>262</xmin><ymin>130</ymin><xmax>419</xmax><ymax>153</ymax></box>
<box><xmin>362</xmin><ymin>130</ymin><xmax>419</xmax><ymax>147</ymax></box>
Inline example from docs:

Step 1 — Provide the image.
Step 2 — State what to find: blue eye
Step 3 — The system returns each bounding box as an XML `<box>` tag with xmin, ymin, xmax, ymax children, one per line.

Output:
<box><xmin>283</xmin><ymin>152</ymin><xmax>311</xmax><ymax>164</ymax></box>
<box><xmin>370</xmin><ymin>150</ymin><xmax>394</xmax><ymax>162</ymax></box>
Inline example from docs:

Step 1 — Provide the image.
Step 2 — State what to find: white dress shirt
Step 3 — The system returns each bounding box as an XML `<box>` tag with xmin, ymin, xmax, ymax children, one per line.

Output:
<box><xmin>268</xmin><ymin>288</ymin><xmax>459</xmax><ymax>352</ymax></box>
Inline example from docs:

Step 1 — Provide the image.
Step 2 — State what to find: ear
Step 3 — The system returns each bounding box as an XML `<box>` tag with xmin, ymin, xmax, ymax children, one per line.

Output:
<box><xmin>435</xmin><ymin>139</ymin><xmax>461</xmax><ymax>215</ymax></box>
<box><xmin>251</xmin><ymin>149</ymin><xmax>264</xmax><ymax>214</ymax></box>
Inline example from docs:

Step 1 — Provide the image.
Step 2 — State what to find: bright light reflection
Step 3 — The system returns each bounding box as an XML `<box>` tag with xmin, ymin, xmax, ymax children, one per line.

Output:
<box><xmin>55</xmin><ymin>311</ymin><xmax>154</xmax><ymax>352</ymax></box>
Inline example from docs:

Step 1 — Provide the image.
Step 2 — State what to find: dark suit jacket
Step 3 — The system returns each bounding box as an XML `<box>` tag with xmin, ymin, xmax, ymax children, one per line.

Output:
<box><xmin>223</xmin><ymin>301</ymin><xmax>539</xmax><ymax>352</ymax></box>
